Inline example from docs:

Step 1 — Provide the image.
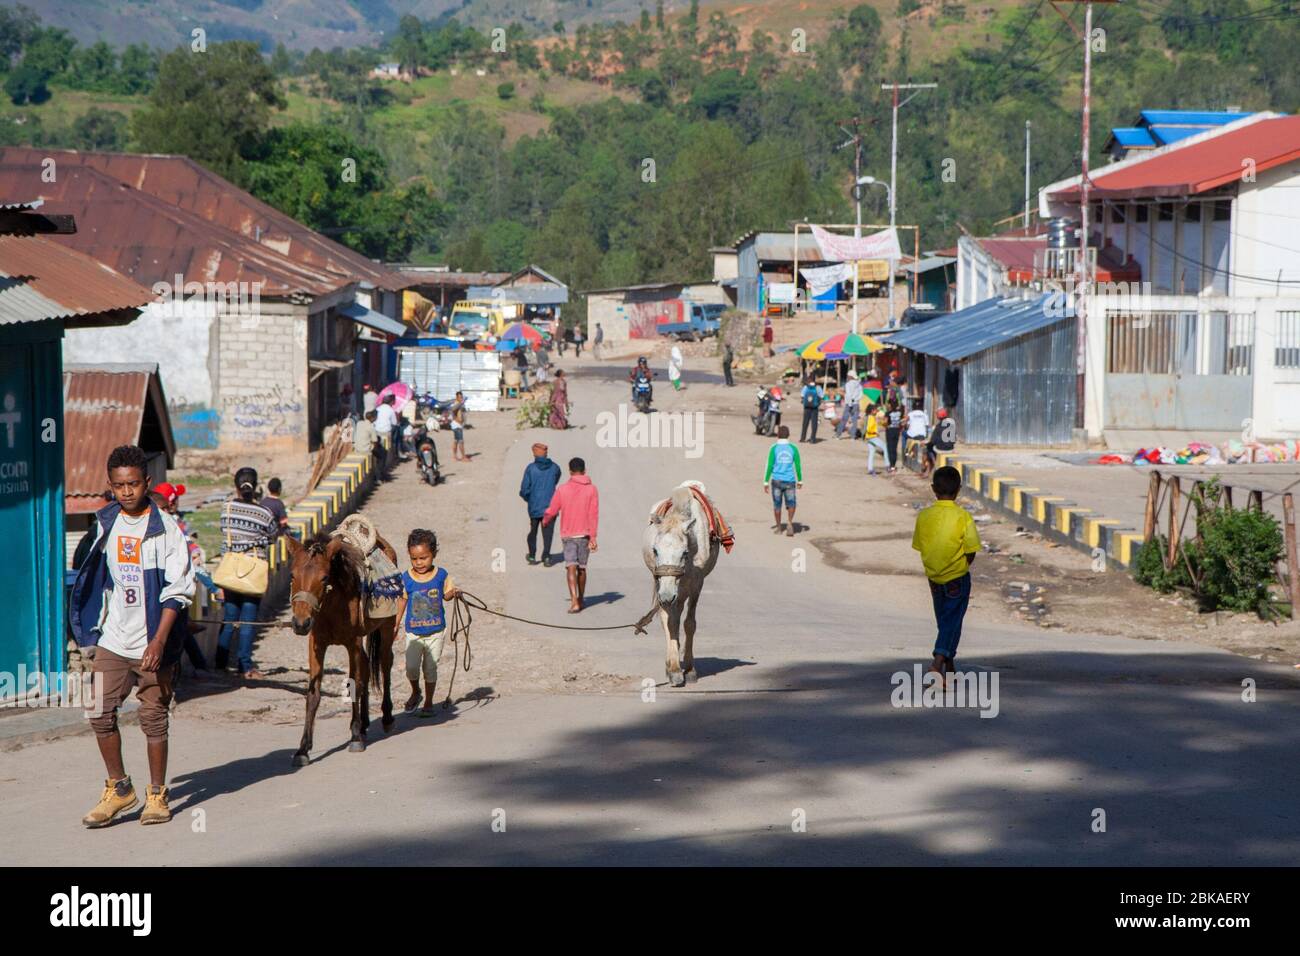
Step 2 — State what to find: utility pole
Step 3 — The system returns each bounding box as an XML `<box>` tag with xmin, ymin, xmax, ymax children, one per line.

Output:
<box><xmin>1077</xmin><ymin>2</ymin><xmax>1092</xmax><ymax>434</ymax></box>
<box><xmin>1054</xmin><ymin>1</ymin><xmax>1119</xmax><ymax>436</ymax></box>
<box><xmin>880</xmin><ymin>81</ymin><xmax>936</xmax><ymax>328</ymax></box>
<box><xmin>1024</xmin><ymin>120</ymin><xmax>1032</xmax><ymax>230</ymax></box>
<box><xmin>838</xmin><ymin>117</ymin><xmax>865</xmax><ymax>332</ymax></box>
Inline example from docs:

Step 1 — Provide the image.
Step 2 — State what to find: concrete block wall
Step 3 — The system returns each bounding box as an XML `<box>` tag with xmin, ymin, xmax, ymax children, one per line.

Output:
<box><xmin>216</xmin><ymin>302</ymin><xmax>310</xmax><ymax>455</ymax></box>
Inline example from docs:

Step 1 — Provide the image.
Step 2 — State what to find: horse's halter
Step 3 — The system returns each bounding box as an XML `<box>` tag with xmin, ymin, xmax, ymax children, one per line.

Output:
<box><xmin>290</xmin><ymin>582</ymin><xmax>332</xmax><ymax>613</ymax></box>
<box><xmin>652</xmin><ymin>564</ymin><xmax>685</xmax><ymax>578</ymax></box>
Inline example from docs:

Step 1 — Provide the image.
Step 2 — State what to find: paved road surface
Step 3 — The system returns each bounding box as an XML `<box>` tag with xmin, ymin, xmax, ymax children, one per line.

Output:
<box><xmin>4</xmin><ymin>372</ymin><xmax>1299</xmax><ymax>865</ymax></box>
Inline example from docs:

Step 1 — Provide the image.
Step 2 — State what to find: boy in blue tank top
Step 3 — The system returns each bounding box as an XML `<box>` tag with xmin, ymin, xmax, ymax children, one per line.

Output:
<box><xmin>396</xmin><ymin>529</ymin><xmax>459</xmax><ymax>717</ymax></box>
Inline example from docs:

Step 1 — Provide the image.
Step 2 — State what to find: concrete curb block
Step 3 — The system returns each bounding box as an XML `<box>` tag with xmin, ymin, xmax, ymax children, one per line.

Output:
<box><xmin>257</xmin><ymin>438</ymin><xmax>396</xmax><ymax>617</ymax></box>
<box><xmin>903</xmin><ymin>444</ymin><xmax>1147</xmax><ymax>569</ymax></box>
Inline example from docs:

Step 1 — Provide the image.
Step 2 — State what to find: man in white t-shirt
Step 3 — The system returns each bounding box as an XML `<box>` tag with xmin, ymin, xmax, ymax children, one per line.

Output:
<box><xmin>374</xmin><ymin>394</ymin><xmax>399</xmax><ymax>451</ymax></box>
<box><xmin>905</xmin><ymin>399</ymin><xmax>930</xmax><ymax>463</ymax></box>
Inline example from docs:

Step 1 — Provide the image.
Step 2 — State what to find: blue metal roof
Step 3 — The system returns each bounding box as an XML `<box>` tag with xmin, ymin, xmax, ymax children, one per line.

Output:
<box><xmin>1107</xmin><ymin>111</ymin><xmax>1261</xmax><ymax>154</ymax></box>
<box><xmin>1111</xmin><ymin>127</ymin><xmax>1156</xmax><ymax>148</ymax></box>
<box><xmin>881</xmin><ymin>293</ymin><xmax>1074</xmax><ymax>362</ymax></box>
<box><xmin>1139</xmin><ymin>110</ymin><xmax>1252</xmax><ymax>128</ymax></box>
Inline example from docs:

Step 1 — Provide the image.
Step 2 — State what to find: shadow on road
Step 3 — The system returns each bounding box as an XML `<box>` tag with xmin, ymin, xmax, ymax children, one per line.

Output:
<box><xmin>240</xmin><ymin>649</ymin><xmax>1300</xmax><ymax>865</ymax></box>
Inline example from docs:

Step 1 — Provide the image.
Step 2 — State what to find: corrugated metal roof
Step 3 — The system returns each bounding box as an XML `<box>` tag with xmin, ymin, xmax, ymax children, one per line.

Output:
<box><xmin>748</xmin><ymin>232</ymin><xmax>828</xmax><ymax>262</ymax></box>
<box><xmin>1139</xmin><ymin>109</ymin><xmax>1254</xmax><ymax>128</ymax></box>
<box><xmin>884</xmin><ymin>294</ymin><xmax>1074</xmax><ymax>362</ymax></box>
<box><xmin>0</xmin><ymin>161</ymin><xmax>352</xmax><ymax>299</ymax></box>
<box><xmin>395</xmin><ymin>268</ymin><xmax>510</xmax><ymax>288</ymax></box>
<box><xmin>1051</xmin><ymin>113</ymin><xmax>1300</xmax><ymax>200</ymax></box>
<box><xmin>63</xmin><ymin>363</ymin><xmax>174</xmax><ymax>504</ymax></box>
<box><xmin>467</xmin><ymin>282</ymin><xmax>569</xmax><ymax>305</ymax></box>
<box><xmin>340</xmin><ymin>299</ymin><xmax>405</xmax><ymax>336</ymax></box>
<box><xmin>505</xmin><ymin>263</ymin><xmax>566</xmax><ymax>286</ymax></box>
<box><xmin>901</xmin><ymin>256</ymin><xmax>956</xmax><ymax>274</ymax></box>
<box><xmin>973</xmin><ymin>236</ymin><xmax>1045</xmax><ymax>273</ymax></box>
<box><xmin>1110</xmin><ymin>127</ymin><xmax>1156</xmax><ymax>148</ymax></box>
<box><xmin>0</xmin><ymin>234</ymin><xmax>154</xmax><ymax>323</ymax></box>
<box><xmin>1</xmin><ymin>147</ymin><xmax>410</xmax><ymax>291</ymax></box>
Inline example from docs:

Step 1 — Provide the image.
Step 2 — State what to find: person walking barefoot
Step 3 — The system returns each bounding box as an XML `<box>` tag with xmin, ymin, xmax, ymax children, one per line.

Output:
<box><xmin>542</xmin><ymin>457</ymin><xmax>599</xmax><ymax>612</ymax></box>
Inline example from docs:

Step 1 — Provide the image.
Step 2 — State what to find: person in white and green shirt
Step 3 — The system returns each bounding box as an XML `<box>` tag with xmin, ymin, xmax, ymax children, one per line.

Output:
<box><xmin>762</xmin><ymin>425</ymin><xmax>803</xmax><ymax>537</ymax></box>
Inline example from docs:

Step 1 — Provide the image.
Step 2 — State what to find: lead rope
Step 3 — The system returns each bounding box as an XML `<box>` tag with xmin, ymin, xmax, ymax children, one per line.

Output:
<box><xmin>440</xmin><ymin>590</ymin><xmax>659</xmax><ymax>710</ymax></box>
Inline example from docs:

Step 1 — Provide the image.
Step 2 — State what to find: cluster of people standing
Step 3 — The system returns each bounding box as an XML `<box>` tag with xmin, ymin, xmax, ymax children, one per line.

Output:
<box><xmin>792</xmin><ymin>367</ymin><xmax>955</xmax><ymax>476</ymax></box>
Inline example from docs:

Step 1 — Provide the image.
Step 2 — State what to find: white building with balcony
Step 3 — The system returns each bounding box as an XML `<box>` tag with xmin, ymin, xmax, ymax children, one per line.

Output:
<box><xmin>1031</xmin><ymin>111</ymin><xmax>1300</xmax><ymax>441</ymax></box>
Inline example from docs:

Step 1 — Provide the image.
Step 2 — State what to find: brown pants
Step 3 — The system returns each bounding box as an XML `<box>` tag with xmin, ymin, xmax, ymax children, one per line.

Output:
<box><xmin>87</xmin><ymin>647</ymin><xmax>174</xmax><ymax>741</ymax></box>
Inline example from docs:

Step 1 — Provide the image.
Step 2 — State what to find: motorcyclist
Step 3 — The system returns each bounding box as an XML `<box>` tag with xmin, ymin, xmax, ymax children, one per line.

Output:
<box><xmin>756</xmin><ymin>385</ymin><xmax>782</xmax><ymax>433</ymax></box>
<box><xmin>629</xmin><ymin>357</ymin><xmax>654</xmax><ymax>404</ymax></box>
<box><xmin>413</xmin><ymin>412</ymin><xmax>440</xmax><ymax>484</ymax></box>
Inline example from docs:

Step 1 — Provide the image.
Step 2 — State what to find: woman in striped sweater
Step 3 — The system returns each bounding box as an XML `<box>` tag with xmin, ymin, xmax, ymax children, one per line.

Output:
<box><xmin>215</xmin><ymin>467</ymin><xmax>278</xmax><ymax>680</ymax></box>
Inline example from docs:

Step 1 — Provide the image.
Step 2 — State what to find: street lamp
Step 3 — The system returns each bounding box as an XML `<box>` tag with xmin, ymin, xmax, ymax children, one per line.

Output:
<box><xmin>854</xmin><ymin>175</ymin><xmax>891</xmax><ymax>205</ymax></box>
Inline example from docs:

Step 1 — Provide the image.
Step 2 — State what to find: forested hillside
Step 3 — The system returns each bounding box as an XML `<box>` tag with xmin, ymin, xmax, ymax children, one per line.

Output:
<box><xmin>4</xmin><ymin>0</ymin><xmax>1299</xmax><ymax>302</ymax></box>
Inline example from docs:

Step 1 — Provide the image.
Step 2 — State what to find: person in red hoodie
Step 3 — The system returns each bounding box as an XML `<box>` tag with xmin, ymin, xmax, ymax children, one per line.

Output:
<box><xmin>542</xmin><ymin>457</ymin><xmax>599</xmax><ymax>613</ymax></box>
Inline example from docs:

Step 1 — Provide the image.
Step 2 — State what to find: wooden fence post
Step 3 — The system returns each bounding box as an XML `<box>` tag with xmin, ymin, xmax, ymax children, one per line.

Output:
<box><xmin>1167</xmin><ymin>476</ymin><xmax>1181</xmax><ymax>569</ymax></box>
<box><xmin>1144</xmin><ymin>470</ymin><xmax>1161</xmax><ymax>542</ymax></box>
<box><xmin>1284</xmin><ymin>493</ymin><xmax>1300</xmax><ymax>620</ymax></box>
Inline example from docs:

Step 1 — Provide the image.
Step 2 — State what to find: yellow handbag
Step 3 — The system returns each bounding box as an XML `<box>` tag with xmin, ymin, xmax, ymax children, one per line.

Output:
<box><xmin>212</xmin><ymin>518</ymin><xmax>269</xmax><ymax>596</ymax></box>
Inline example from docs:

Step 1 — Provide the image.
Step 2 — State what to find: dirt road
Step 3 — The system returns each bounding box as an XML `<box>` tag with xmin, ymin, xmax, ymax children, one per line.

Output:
<box><xmin>5</xmin><ymin>353</ymin><xmax>1299</xmax><ymax>864</ymax></box>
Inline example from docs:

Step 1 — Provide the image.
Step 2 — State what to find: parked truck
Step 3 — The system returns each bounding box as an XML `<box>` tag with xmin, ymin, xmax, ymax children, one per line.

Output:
<box><xmin>655</xmin><ymin>301</ymin><xmax>724</xmax><ymax>341</ymax></box>
<box><xmin>448</xmin><ymin>299</ymin><xmax>510</xmax><ymax>340</ymax></box>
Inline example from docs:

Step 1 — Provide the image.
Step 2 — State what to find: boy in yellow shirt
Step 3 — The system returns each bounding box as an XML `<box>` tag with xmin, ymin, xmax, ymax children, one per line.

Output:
<box><xmin>911</xmin><ymin>466</ymin><xmax>980</xmax><ymax>679</ymax></box>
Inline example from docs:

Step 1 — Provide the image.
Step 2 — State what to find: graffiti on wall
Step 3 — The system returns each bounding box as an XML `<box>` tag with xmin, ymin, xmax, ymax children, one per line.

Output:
<box><xmin>220</xmin><ymin>385</ymin><xmax>305</xmax><ymax>443</ymax></box>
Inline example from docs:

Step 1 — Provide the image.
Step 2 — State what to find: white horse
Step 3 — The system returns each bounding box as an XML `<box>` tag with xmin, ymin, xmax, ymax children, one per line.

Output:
<box><xmin>643</xmin><ymin>482</ymin><xmax>721</xmax><ymax>686</ymax></box>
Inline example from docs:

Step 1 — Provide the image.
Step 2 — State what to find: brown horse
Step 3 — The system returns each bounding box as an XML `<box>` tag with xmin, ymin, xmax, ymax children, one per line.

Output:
<box><xmin>285</xmin><ymin>533</ymin><xmax>398</xmax><ymax>766</ymax></box>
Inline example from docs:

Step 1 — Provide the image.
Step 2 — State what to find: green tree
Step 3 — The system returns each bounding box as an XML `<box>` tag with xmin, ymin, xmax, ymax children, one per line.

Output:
<box><xmin>243</xmin><ymin>123</ymin><xmax>388</xmax><ymax>223</ymax></box>
<box><xmin>115</xmin><ymin>44</ymin><xmax>157</xmax><ymax>95</ymax></box>
<box><xmin>130</xmin><ymin>41</ymin><xmax>285</xmax><ymax>182</ymax></box>
<box><xmin>70</xmin><ymin>107</ymin><xmax>127</xmax><ymax>150</ymax></box>
<box><xmin>5</xmin><ymin>63</ymin><xmax>47</xmax><ymax>104</ymax></box>
<box><xmin>688</xmin><ymin>68</ymin><xmax>757</xmax><ymax>120</ymax></box>
<box><xmin>270</xmin><ymin>42</ymin><xmax>293</xmax><ymax>76</ymax></box>
<box><xmin>484</xmin><ymin>219</ymin><xmax>529</xmax><ymax>271</ymax></box>
<box><xmin>0</xmin><ymin>3</ymin><xmax>39</xmax><ymax>67</ymax></box>
<box><xmin>68</xmin><ymin>40</ymin><xmax>116</xmax><ymax>91</ymax></box>
<box><xmin>20</xmin><ymin>26</ymin><xmax>74</xmax><ymax>77</ymax></box>
<box><xmin>391</xmin><ymin>14</ymin><xmax>425</xmax><ymax>73</ymax></box>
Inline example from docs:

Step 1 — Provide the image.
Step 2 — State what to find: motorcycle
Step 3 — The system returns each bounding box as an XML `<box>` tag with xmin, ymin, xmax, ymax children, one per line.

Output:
<box><xmin>631</xmin><ymin>373</ymin><xmax>653</xmax><ymax>414</ymax></box>
<box><xmin>752</xmin><ymin>386</ymin><xmax>782</xmax><ymax>436</ymax></box>
<box><xmin>413</xmin><ymin>417</ymin><xmax>442</xmax><ymax>486</ymax></box>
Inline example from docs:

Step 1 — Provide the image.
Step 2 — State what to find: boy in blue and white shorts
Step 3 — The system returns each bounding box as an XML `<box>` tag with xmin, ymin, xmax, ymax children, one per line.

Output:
<box><xmin>395</xmin><ymin>528</ymin><xmax>459</xmax><ymax>717</ymax></box>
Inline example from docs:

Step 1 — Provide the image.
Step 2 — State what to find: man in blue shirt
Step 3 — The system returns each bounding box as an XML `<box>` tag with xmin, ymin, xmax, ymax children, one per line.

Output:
<box><xmin>799</xmin><ymin>376</ymin><xmax>824</xmax><ymax>443</ymax></box>
<box><xmin>520</xmin><ymin>442</ymin><xmax>562</xmax><ymax>565</ymax></box>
